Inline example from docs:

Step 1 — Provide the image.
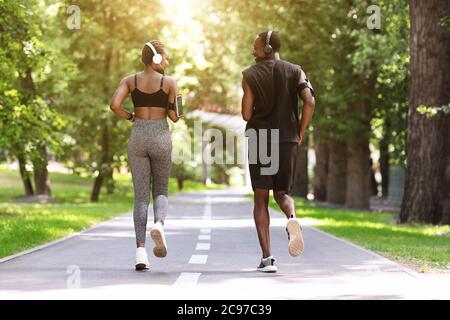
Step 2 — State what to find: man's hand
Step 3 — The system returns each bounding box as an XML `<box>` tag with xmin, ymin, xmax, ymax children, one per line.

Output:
<box><xmin>298</xmin><ymin>133</ymin><xmax>304</xmax><ymax>145</ymax></box>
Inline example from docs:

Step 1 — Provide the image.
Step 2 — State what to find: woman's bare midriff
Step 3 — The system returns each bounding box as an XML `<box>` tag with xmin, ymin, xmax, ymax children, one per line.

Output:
<box><xmin>134</xmin><ymin>107</ymin><xmax>167</xmax><ymax>120</ymax></box>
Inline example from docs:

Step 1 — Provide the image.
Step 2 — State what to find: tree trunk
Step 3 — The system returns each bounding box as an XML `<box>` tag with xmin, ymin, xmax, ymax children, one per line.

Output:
<box><xmin>442</xmin><ymin>135</ymin><xmax>450</xmax><ymax>224</ymax></box>
<box><xmin>292</xmin><ymin>137</ymin><xmax>308</xmax><ymax>198</ymax></box>
<box><xmin>105</xmin><ymin>169</ymin><xmax>114</xmax><ymax>194</ymax></box>
<box><xmin>326</xmin><ymin>140</ymin><xmax>347</xmax><ymax>204</ymax></box>
<box><xmin>90</xmin><ymin>122</ymin><xmax>111</xmax><ymax>202</ymax></box>
<box><xmin>345</xmin><ymin>61</ymin><xmax>376</xmax><ymax>209</ymax></box>
<box><xmin>177</xmin><ymin>175</ymin><xmax>184</xmax><ymax>191</ymax></box>
<box><xmin>379</xmin><ymin>136</ymin><xmax>389</xmax><ymax>197</ymax></box>
<box><xmin>104</xmin><ymin>46</ymin><xmax>114</xmax><ymax>195</ymax></box>
<box><xmin>370</xmin><ymin>158</ymin><xmax>378</xmax><ymax>196</ymax></box>
<box><xmin>17</xmin><ymin>152</ymin><xmax>34</xmax><ymax>196</ymax></box>
<box><xmin>346</xmin><ymin>138</ymin><xmax>371</xmax><ymax>209</ymax></box>
<box><xmin>91</xmin><ymin>171</ymin><xmax>104</xmax><ymax>202</ymax></box>
<box><xmin>313</xmin><ymin>132</ymin><xmax>328</xmax><ymax>201</ymax></box>
<box><xmin>32</xmin><ymin>144</ymin><xmax>51</xmax><ymax>196</ymax></box>
<box><xmin>105</xmin><ymin>117</ymin><xmax>118</xmax><ymax>195</ymax></box>
<box><xmin>91</xmin><ymin>41</ymin><xmax>114</xmax><ymax>202</ymax></box>
<box><xmin>400</xmin><ymin>0</ymin><xmax>450</xmax><ymax>224</ymax></box>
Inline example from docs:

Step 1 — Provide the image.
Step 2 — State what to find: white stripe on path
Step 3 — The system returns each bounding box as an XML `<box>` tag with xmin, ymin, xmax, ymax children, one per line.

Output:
<box><xmin>195</xmin><ymin>243</ymin><xmax>211</xmax><ymax>251</ymax></box>
<box><xmin>202</xmin><ymin>196</ymin><xmax>212</xmax><ymax>218</ymax></box>
<box><xmin>198</xmin><ymin>234</ymin><xmax>211</xmax><ymax>241</ymax></box>
<box><xmin>173</xmin><ymin>272</ymin><xmax>202</xmax><ymax>288</ymax></box>
<box><xmin>177</xmin><ymin>197</ymin><xmax>211</xmax><ymax>289</ymax></box>
<box><xmin>189</xmin><ymin>255</ymin><xmax>208</xmax><ymax>264</ymax></box>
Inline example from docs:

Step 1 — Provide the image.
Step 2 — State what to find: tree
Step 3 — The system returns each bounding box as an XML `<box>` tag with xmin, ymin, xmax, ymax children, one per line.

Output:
<box><xmin>400</xmin><ymin>0</ymin><xmax>450</xmax><ymax>224</ymax></box>
<box><xmin>0</xmin><ymin>0</ymin><xmax>67</xmax><ymax>196</ymax></box>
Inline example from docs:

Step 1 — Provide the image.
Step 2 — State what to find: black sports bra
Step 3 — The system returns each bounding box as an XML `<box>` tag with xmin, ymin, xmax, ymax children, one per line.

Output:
<box><xmin>131</xmin><ymin>73</ymin><xmax>169</xmax><ymax>108</ymax></box>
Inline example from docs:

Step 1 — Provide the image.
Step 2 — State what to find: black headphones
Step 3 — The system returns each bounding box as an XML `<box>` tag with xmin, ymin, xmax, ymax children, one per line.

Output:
<box><xmin>264</xmin><ymin>30</ymin><xmax>273</xmax><ymax>55</ymax></box>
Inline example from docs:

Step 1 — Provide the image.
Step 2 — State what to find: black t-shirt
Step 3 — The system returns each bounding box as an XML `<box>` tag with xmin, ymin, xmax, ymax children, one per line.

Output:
<box><xmin>242</xmin><ymin>59</ymin><xmax>302</xmax><ymax>143</ymax></box>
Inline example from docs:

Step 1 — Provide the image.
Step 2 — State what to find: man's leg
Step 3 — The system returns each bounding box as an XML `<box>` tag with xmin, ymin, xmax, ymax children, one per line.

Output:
<box><xmin>273</xmin><ymin>143</ymin><xmax>298</xmax><ymax>219</ymax></box>
<box><xmin>274</xmin><ymin>190</ymin><xmax>296</xmax><ymax>219</ymax></box>
<box><xmin>253</xmin><ymin>188</ymin><xmax>271</xmax><ymax>258</ymax></box>
<box><xmin>273</xmin><ymin>143</ymin><xmax>304</xmax><ymax>256</ymax></box>
<box><xmin>274</xmin><ymin>190</ymin><xmax>304</xmax><ymax>256</ymax></box>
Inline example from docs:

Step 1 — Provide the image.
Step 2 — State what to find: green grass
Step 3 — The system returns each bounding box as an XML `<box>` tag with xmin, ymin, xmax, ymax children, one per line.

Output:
<box><xmin>266</xmin><ymin>195</ymin><xmax>450</xmax><ymax>273</ymax></box>
<box><xmin>0</xmin><ymin>167</ymin><xmax>224</xmax><ymax>259</ymax></box>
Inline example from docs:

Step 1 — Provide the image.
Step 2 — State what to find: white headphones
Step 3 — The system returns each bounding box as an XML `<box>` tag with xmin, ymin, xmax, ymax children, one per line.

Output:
<box><xmin>145</xmin><ymin>41</ymin><xmax>162</xmax><ymax>64</ymax></box>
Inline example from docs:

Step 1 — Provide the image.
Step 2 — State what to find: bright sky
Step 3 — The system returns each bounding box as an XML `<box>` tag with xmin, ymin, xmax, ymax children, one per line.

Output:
<box><xmin>161</xmin><ymin>0</ymin><xmax>209</xmax><ymax>82</ymax></box>
<box><xmin>161</xmin><ymin>0</ymin><xmax>196</xmax><ymax>26</ymax></box>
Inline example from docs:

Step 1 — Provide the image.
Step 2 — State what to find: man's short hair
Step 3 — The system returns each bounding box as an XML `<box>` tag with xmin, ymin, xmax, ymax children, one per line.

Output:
<box><xmin>258</xmin><ymin>30</ymin><xmax>281</xmax><ymax>52</ymax></box>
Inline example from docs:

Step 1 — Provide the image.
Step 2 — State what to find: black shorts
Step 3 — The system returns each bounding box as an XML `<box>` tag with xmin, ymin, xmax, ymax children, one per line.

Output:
<box><xmin>248</xmin><ymin>141</ymin><xmax>298</xmax><ymax>194</ymax></box>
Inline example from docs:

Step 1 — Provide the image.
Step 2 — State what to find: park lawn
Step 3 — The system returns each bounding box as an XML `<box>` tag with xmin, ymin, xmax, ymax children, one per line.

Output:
<box><xmin>267</xmin><ymin>196</ymin><xmax>450</xmax><ymax>273</ymax></box>
<box><xmin>0</xmin><ymin>167</ymin><xmax>224</xmax><ymax>259</ymax></box>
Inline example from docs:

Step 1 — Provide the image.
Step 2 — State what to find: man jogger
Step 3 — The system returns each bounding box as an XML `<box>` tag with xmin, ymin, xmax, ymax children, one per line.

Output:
<box><xmin>241</xmin><ymin>30</ymin><xmax>316</xmax><ymax>272</ymax></box>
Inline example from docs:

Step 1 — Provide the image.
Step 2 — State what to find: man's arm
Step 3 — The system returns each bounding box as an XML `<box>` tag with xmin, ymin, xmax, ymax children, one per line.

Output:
<box><xmin>297</xmin><ymin>69</ymin><xmax>316</xmax><ymax>145</ymax></box>
<box><xmin>241</xmin><ymin>78</ymin><xmax>254</xmax><ymax>122</ymax></box>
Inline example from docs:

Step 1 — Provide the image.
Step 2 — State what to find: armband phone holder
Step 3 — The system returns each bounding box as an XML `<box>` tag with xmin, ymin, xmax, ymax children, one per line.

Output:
<box><xmin>175</xmin><ymin>94</ymin><xmax>183</xmax><ymax>118</ymax></box>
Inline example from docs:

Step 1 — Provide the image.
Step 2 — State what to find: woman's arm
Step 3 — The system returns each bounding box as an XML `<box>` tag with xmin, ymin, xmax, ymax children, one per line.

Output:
<box><xmin>110</xmin><ymin>77</ymin><xmax>134</xmax><ymax>121</ymax></box>
<box><xmin>167</xmin><ymin>77</ymin><xmax>180</xmax><ymax>123</ymax></box>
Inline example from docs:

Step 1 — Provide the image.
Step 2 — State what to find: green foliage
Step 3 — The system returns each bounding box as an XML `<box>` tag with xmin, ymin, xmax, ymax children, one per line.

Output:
<box><xmin>417</xmin><ymin>103</ymin><xmax>450</xmax><ymax>118</ymax></box>
<box><xmin>440</xmin><ymin>16</ymin><xmax>450</xmax><ymax>30</ymax></box>
<box><xmin>0</xmin><ymin>0</ymin><xmax>68</xmax><ymax>166</ymax></box>
<box><xmin>170</xmin><ymin>116</ymin><xmax>205</xmax><ymax>182</ymax></box>
<box><xmin>1</xmin><ymin>0</ymin><xmax>412</xmax><ymax>193</ymax></box>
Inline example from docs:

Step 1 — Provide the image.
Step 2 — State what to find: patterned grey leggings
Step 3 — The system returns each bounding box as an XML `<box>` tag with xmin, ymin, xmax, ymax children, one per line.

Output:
<box><xmin>127</xmin><ymin>119</ymin><xmax>172</xmax><ymax>244</ymax></box>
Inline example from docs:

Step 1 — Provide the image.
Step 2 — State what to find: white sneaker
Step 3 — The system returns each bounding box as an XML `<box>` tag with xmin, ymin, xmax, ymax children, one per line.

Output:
<box><xmin>286</xmin><ymin>217</ymin><xmax>304</xmax><ymax>256</ymax></box>
<box><xmin>257</xmin><ymin>256</ymin><xmax>277</xmax><ymax>273</ymax></box>
<box><xmin>135</xmin><ymin>247</ymin><xmax>149</xmax><ymax>271</ymax></box>
<box><xmin>150</xmin><ymin>221</ymin><xmax>167</xmax><ymax>258</ymax></box>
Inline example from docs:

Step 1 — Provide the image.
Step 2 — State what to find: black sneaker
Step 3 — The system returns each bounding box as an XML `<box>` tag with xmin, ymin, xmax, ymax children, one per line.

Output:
<box><xmin>257</xmin><ymin>256</ymin><xmax>277</xmax><ymax>273</ymax></box>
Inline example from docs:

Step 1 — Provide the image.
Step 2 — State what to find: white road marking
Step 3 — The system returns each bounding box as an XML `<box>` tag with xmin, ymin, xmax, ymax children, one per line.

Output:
<box><xmin>203</xmin><ymin>196</ymin><xmax>212</xmax><ymax>219</ymax></box>
<box><xmin>195</xmin><ymin>243</ymin><xmax>211</xmax><ymax>251</ymax></box>
<box><xmin>198</xmin><ymin>234</ymin><xmax>211</xmax><ymax>241</ymax></box>
<box><xmin>200</xmin><ymin>228</ymin><xmax>211</xmax><ymax>234</ymax></box>
<box><xmin>189</xmin><ymin>255</ymin><xmax>208</xmax><ymax>264</ymax></box>
<box><xmin>173</xmin><ymin>272</ymin><xmax>201</xmax><ymax>288</ymax></box>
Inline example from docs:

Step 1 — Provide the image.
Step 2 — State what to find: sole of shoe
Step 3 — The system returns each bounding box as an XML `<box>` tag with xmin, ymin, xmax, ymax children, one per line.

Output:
<box><xmin>286</xmin><ymin>219</ymin><xmax>304</xmax><ymax>257</ymax></box>
<box><xmin>150</xmin><ymin>228</ymin><xmax>167</xmax><ymax>258</ymax></box>
<box><xmin>135</xmin><ymin>263</ymin><xmax>149</xmax><ymax>271</ymax></box>
<box><xmin>257</xmin><ymin>266</ymin><xmax>277</xmax><ymax>273</ymax></box>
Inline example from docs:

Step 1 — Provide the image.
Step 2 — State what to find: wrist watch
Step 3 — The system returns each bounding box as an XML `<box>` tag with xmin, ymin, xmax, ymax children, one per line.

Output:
<box><xmin>128</xmin><ymin>112</ymin><xmax>135</xmax><ymax>121</ymax></box>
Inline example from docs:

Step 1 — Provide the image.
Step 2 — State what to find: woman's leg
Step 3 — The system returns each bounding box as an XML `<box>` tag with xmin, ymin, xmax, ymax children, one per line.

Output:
<box><xmin>128</xmin><ymin>147</ymin><xmax>151</xmax><ymax>247</ymax></box>
<box><xmin>149</xmin><ymin>143</ymin><xmax>172</xmax><ymax>224</ymax></box>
